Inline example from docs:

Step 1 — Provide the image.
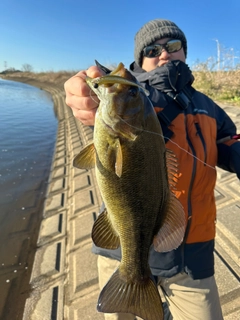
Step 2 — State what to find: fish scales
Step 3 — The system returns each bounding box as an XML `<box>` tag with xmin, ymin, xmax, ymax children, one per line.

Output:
<box><xmin>73</xmin><ymin>62</ymin><xmax>185</xmax><ymax>320</ymax></box>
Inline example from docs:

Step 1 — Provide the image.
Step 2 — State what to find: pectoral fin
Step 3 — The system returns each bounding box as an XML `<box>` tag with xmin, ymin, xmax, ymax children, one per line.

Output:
<box><xmin>92</xmin><ymin>208</ymin><xmax>120</xmax><ymax>249</ymax></box>
<box><xmin>73</xmin><ymin>142</ymin><xmax>96</xmax><ymax>169</ymax></box>
<box><xmin>107</xmin><ymin>138</ymin><xmax>123</xmax><ymax>177</ymax></box>
<box><xmin>115</xmin><ymin>138</ymin><xmax>123</xmax><ymax>177</ymax></box>
<box><xmin>153</xmin><ymin>192</ymin><xmax>186</xmax><ymax>252</ymax></box>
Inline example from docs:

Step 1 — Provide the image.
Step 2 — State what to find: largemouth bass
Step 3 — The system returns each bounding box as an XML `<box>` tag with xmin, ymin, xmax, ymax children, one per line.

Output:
<box><xmin>73</xmin><ymin>63</ymin><xmax>185</xmax><ymax>320</ymax></box>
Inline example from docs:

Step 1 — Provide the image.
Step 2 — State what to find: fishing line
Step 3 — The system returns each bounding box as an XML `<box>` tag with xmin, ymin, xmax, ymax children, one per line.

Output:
<box><xmin>117</xmin><ymin>116</ymin><xmax>216</xmax><ymax>171</ymax></box>
<box><xmin>89</xmin><ymin>90</ymin><xmax>99</xmax><ymax>104</ymax></box>
<box><xmin>88</xmin><ymin>87</ymin><xmax>215</xmax><ymax>170</ymax></box>
<box><xmin>77</xmin><ymin>73</ymin><xmax>100</xmax><ymax>104</ymax></box>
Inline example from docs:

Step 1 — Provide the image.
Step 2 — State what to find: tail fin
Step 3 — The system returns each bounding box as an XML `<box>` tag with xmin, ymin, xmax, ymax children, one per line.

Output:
<box><xmin>97</xmin><ymin>268</ymin><xmax>163</xmax><ymax>320</ymax></box>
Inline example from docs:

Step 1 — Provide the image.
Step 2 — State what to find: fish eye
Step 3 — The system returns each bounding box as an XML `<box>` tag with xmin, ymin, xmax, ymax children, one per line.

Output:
<box><xmin>128</xmin><ymin>86</ymin><xmax>138</xmax><ymax>96</ymax></box>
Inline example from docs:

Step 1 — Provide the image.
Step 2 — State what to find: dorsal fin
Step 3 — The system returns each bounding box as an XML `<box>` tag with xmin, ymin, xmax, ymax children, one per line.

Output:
<box><xmin>152</xmin><ymin>149</ymin><xmax>186</xmax><ymax>252</ymax></box>
<box><xmin>153</xmin><ymin>192</ymin><xmax>186</xmax><ymax>252</ymax></box>
<box><xmin>166</xmin><ymin>148</ymin><xmax>179</xmax><ymax>190</ymax></box>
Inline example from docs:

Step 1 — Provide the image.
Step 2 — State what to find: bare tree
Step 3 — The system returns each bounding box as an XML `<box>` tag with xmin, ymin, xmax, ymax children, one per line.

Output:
<box><xmin>22</xmin><ymin>63</ymin><xmax>33</xmax><ymax>72</ymax></box>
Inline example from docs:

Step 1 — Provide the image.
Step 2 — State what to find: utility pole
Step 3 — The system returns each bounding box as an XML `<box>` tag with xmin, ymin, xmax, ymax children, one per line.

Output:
<box><xmin>214</xmin><ymin>39</ymin><xmax>220</xmax><ymax>71</ymax></box>
<box><xmin>230</xmin><ymin>48</ymin><xmax>234</xmax><ymax>68</ymax></box>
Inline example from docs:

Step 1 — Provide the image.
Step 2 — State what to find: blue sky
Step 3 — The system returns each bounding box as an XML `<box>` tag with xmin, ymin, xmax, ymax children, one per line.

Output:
<box><xmin>0</xmin><ymin>0</ymin><xmax>239</xmax><ymax>72</ymax></box>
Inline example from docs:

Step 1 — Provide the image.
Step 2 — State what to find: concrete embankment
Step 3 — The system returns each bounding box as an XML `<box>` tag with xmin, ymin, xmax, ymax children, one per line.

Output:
<box><xmin>2</xmin><ymin>76</ymin><xmax>240</xmax><ymax>319</ymax></box>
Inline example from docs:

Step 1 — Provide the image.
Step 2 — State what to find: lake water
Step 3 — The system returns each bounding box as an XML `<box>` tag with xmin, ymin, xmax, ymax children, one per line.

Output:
<box><xmin>0</xmin><ymin>78</ymin><xmax>57</xmax><ymax>319</ymax></box>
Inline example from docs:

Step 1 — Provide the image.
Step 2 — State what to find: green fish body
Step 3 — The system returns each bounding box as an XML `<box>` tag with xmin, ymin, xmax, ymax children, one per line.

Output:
<box><xmin>74</xmin><ymin>63</ymin><xmax>185</xmax><ymax>320</ymax></box>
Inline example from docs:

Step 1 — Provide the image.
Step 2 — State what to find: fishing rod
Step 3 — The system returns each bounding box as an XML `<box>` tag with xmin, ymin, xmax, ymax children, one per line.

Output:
<box><xmin>217</xmin><ymin>134</ymin><xmax>240</xmax><ymax>144</ymax></box>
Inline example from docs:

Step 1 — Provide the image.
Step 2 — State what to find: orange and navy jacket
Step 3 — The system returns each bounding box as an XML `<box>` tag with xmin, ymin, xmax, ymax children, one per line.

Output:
<box><xmin>92</xmin><ymin>61</ymin><xmax>240</xmax><ymax>280</ymax></box>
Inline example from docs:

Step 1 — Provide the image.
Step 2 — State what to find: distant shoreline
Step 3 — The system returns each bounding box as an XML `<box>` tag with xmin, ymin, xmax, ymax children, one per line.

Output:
<box><xmin>1</xmin><ymin>74</ymin><xmax>65</xmax><ymax>97</ymax></box>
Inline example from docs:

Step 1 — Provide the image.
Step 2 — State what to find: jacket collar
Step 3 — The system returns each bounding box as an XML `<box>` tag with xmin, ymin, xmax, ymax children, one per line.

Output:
<box><xmin>130</xmin><ymin>60</ymin><xmax>194</xmax><ymax>93</ymax></box>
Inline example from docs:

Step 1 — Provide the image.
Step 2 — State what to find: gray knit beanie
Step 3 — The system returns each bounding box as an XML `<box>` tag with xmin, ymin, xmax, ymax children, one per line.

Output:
<box><xmin>134</xmin><ymin>19</ymin><xmax>187</xmax><ymax>67</ymax></box>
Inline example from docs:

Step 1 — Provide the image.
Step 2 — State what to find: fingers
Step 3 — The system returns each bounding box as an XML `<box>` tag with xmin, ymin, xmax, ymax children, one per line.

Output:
<box><xmin>64</xmin><ymin>66</ymin><xmax>105</xmax><ymax>126</ymax></box>
<box><xmin>65</xmin><ymin>81</ymin><xmax>99</xmax><ymax>112</ymax></box>
<box><xmin>87</xmin><ymin>65</ymin><xmax>105</xmax><ymax>79</ymax></box>
<box><xmin>71</xmin><ymin>103</ymin><xmax>98</xmax><ymax>125</ymax></box>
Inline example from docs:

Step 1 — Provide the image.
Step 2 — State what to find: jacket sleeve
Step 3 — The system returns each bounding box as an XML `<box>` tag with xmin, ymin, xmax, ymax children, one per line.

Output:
<box><xmin>216</xmin><ymin>104</ymin><xmax>240</xmax><ymax>179</ymax></box>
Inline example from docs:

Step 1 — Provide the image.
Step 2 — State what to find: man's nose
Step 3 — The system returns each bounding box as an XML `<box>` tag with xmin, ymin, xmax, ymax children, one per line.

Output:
<box><xmin>159</xmin><ymin>49</ymin><xmax>170</xmax><ymax>59</ymax></box>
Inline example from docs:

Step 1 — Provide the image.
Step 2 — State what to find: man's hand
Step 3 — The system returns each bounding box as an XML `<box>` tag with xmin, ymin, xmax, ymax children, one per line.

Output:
<box><xmin>64</xmin><ymin>66</ymin><xmax>105</xmax><ymax>126</ymax></box>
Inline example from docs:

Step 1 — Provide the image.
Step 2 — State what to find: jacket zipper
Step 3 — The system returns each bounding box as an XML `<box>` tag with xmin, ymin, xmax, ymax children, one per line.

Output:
<box><xmin>195</xmin><ymin>122</ymin><xmax>207</xmax><ymax>165</ymax></box>
<box><xmin>181</xmin><ymin>116</ymin><xmax>197</xmax><ymax>272</ymax></box>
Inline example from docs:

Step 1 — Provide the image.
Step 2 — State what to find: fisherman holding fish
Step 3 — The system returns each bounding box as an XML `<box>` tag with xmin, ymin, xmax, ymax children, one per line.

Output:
<box><xmin>64</xmin><ymin>19</ymin><xmax>240</xmax><ymax>320</ymax></box>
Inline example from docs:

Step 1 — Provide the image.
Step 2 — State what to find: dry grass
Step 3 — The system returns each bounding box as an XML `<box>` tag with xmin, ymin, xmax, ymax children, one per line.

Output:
<box><xmin>32</xmin><ymin>70</ymin><xmax>76</xmax><ymax>85</ymax></box>
<box><xmin>192</xmin><ymin>69</ymin><xmax>240</xmax><ymax>105</ymax></box>
<box><xmin>1</xmin><ymin>70</ymin><xmax>76</xmax><ymax>86</ymax></box>
<box><xmin>191</xmin><ymin>49</ymin><xmax>240</xmax><ymax>105</ymax></box>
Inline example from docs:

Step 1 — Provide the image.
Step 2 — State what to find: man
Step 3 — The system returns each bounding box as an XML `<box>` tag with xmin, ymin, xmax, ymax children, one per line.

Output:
<box><xmin>64</xmin><ymin>19</ymin><xmax>240</xmax><ymax>320</ymax></box>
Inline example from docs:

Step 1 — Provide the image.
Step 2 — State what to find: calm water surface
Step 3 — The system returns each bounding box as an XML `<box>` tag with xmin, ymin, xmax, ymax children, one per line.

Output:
<box><xmin>0</xmin><ymin>78</ymin><xmax>57</xmax><ymax>318</ymax></box>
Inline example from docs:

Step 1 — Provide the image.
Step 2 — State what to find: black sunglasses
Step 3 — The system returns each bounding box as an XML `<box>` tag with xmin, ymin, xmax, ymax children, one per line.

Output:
<box><xmin>143</xmin><ymin>39</ymin><xmax>182</xmax><ymax>58</ymax></box>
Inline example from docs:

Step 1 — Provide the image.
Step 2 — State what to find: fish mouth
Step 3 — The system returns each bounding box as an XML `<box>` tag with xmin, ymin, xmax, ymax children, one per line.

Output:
<box><xmin>86</xmin><ymin>75</ymin><xmax>149</xmax><ymax>97</ymax></box>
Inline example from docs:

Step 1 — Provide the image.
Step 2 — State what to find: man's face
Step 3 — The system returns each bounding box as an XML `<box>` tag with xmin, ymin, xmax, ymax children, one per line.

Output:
<box><xmin>141</xmin><ymin>38</ymin><xmax>186</xmax><ymax>72</ymax></box>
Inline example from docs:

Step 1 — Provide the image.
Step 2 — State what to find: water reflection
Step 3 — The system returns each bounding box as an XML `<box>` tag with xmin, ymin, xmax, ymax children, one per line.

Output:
<box><xmin>0</xmin><ymin>78</ymin><xmax>57</xmax><ymax>319</ymax></box>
